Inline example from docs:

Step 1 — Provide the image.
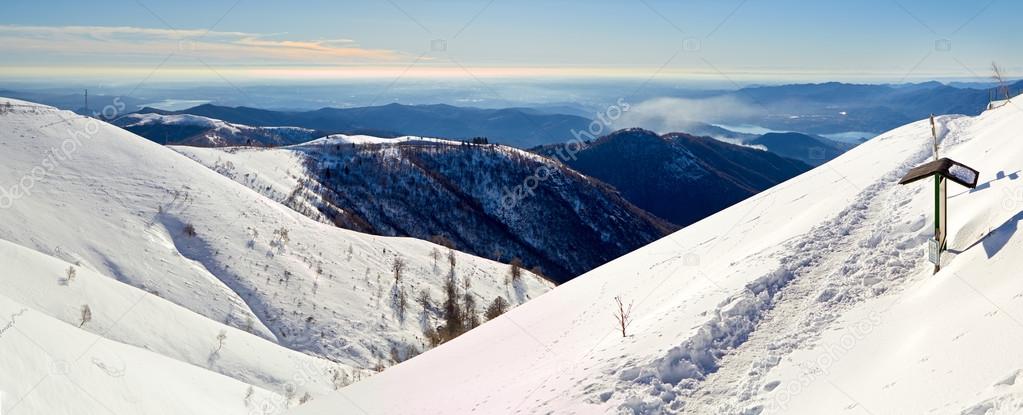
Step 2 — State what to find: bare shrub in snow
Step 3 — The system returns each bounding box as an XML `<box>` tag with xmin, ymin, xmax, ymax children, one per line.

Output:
<box><xmin>79</xmin><ymin>305</ymin><xmax>92</xmax><ymax>327</ymax></box>
<box><xmin>60</xmin><ymin>266</ymin><xmax>76</xmax><ymax>286</ymax></box>
<box><xmin>509</xmin><ymin>257</ymin><xmax>524</xmax><ymax>283</ymax></box>
<box><xmin>417</xmin><ymin>289</ymin><xmax>434</xmax><ymax>311</ymax></box>
<box><xmin>530</xmin><ymin>266</ymin><xmax>550</xmax><ymax>284</ymax></box>
<box><xmin>463</xmin><ymin>289</ymin><xmax>480</xmax><ymax>330</ymax></box>
<box><xmin>330</xmin><ymin>367</ymin><xmax>350</xmax><ymax>390</ymax></box>
<box><xmin>484</xmin><ymin>296</ymin><xmax>509</xmax><ymax>321</ymax></box>
<box><xmin>214</xmin><ymin>330</ymin><xmax>227</xmax><ymax>354</ymax></box>
<box><xmin>430</xmin><ymin>234</ymin><xmax>454</xmax><ymax>248</ymax></box>
<box><xmin>394</xmin><ymin>284</ymin><xmax>408</xmax><ymax>322</ymax></box>
<box><xmin>284</xmin><ymin>384</ymin><xmax>296</xmax><ymax>403</ymax></box>
<box><xmin>442</xmin><ymin>275</ymin><xmax>465</xmax><ymax>340</ymax></box>
<box><xmin>246</xmin><ymin>227</ymin><xmax>258</xmax><ymax>249</ymax></box>
<box><xmin>183</xmin><ymin>223</ymin><xmax>197</xmax><ymax>237</ymax></box>
<box><xmin>424</xmin><ymin>326</ymin><xmax>443</xmax><ymax>348</ymax></box>
<box><xmin>272</xmin><ymin>227</ymin><xmax>290</xmax><ymax>252</ymax></box>
<box><xmin>613</xmin><ymin>296</ymin><xmax>634</xmax><ymax>338</ymax></box>
<box><xmin>993</xmin><ymin>62</ymin><xmax>1011</xmax><ymax>100</ymax></box>
<box><xmin>392</xmin><ymin>256</ymin><xmax>406</xmax><ymax>283</ymax></box>
<box><xmin>430</xmin><ymin>247</ymin><xmax>440</xmax><ymax>265</ymax></box>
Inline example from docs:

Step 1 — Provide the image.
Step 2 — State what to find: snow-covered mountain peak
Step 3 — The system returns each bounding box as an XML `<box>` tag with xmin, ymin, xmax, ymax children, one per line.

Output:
<box><xmin>175</xmin><ymin>132</ymin><xmax>674</xmax><ymax>282</ymax></box>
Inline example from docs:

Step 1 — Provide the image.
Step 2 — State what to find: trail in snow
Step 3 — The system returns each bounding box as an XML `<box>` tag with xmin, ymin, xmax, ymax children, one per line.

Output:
<box><xmin>683</xmin><ymin>115</ymin><xmax>976</xmax><ymax>414</ymax></box>
<box><xmin>612</xmin><ymin>115</ymin><xmax>972</xmax><ymax>414</ymax></box>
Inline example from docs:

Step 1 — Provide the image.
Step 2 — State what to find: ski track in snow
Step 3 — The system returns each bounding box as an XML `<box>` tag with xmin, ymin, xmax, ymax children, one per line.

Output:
<box><xmin>611</xmin><ymin>115</ymin><xmax>972</xmax><ymax>414</ymax></box>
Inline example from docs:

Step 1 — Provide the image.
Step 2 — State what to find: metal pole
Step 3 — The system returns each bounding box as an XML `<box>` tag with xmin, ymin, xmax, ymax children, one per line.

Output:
<box><xmin>934</xmin><ymin>174</ymin><xmax>941</xmax><ymax>273</ymax></box>
<box><xmin>931</xmin><ymin>114</ymin><xmax>944</xmax><ymax>273</ymax></box>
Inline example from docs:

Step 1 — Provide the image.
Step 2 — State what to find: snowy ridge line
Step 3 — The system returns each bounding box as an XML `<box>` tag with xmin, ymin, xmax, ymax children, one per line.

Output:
<box><xmin>612</xmin><ymin>116</ymin><xmax>962</xmax><ymax>413</ymax></box>
<box><xmin>152</xmin><ymin>184</ymin><xmax>280</xmax><ymax>342</ymax></box>
<box><xmin>299</xmin><ymin>133</ymin><xmax>565</xmax><ymax>167</ymax></box>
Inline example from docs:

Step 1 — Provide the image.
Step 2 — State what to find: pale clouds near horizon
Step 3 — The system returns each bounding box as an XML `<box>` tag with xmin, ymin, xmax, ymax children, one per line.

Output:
<box><xmin>614</xmin><ymin>96</ymin><xmax>763</xmax><ymax>134</ymax></box>
<box><xmin>0</xmin><ymin>24</ymin><xmax>405</xmax><ymax>64</ymax></box>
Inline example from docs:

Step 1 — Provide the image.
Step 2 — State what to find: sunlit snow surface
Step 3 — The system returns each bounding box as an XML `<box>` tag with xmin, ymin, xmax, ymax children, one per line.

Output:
<box><xmin>0</xmin><ymin>98</ymin><xmax>552</xmax><ymax>415</ymax></box>
<box><xmin>293</xmin><ymin>103</ymin><xmax>1023</xmax><ymax>414</ymax></box>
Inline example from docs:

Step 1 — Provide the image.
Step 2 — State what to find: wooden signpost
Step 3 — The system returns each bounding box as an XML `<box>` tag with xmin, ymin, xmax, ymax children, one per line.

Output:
<box><xmin>898</xmin><ymin>115</ymin><xmax>980</xmax><ymax>273</ymax></box>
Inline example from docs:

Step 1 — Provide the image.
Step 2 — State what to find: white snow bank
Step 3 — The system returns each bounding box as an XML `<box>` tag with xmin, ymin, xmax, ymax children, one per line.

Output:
<box><xmin>0</xmin><ymin>237</ymin><xmax>352</xmax><ymax>401</ymax></box>
<box><xmin>0</xmin><ymin>293</ymin><xmax>281</xmax><ymax>415</ymax></box>
<box><xmin>116</xmin><ymin>113</ymin><xmax>242</xmax><ymax>132</ymax></box>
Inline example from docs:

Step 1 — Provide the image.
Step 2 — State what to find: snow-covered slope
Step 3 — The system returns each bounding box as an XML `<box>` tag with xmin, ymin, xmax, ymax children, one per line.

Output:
<box><xmin>290</xmin><ymin>103</ymin><xmax>1023</xmax><ymax>414</ymax></box>
<box><xmin>173</xmin><ymin>134</ymin><xmax>674</xmax><ymax>282</ymax></box>
<box><xmin>112</xmin><ymin>112</ymin><xmax>319</xmax><ymax>147</ymax></box>
<box><xmin>0</xmin><ymin>98</ymin><xmax>553</xmax><ymax>413</ymax></box>
<box><xmin>0</xmin><ymin>237</ymin><xmax>353</xmax><ymax>410</ymax></box>
<box><xmin>0</xmin><ymin>292</ymin><xmax>282</xmax><ymax>415</ymax></box>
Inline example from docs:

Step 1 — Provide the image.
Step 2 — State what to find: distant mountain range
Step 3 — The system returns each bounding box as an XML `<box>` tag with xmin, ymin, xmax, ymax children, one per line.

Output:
<box><xmin>175</xmin><ymin>135</ymin><xmax>675</xmax><ymax>282</ymax></box>
<box><xmin>112</xmin><ymin>112</ymin><xmax>322</xmax><ymax>147</ymax></box>
<box><xmin>533</xmin><ymin>129</ymin><xmax>811</xmax><ymax>227</ymax></box>
<box><xmin>5</xmin><ymin>80</ymin><xmax>1018</xmax><ymax>148</ymax></box>
<box><xmin>724</xmin><ymin>80</ymin><xmax>1023</xmax><ymax>134</ymax></box>
<box><xmin>746</xmin><ymin>132</ymin><xmax>853</xmax><ymax>166</ymax></box>
<box><xmin>137</xmin><ymin>103</ymin><xmax>592</xmax><ymax>148</ymax></box>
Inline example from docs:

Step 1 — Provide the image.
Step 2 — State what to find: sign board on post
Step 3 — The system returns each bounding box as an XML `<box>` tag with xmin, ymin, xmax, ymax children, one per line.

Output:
<box><xmin>899</xmin><ymin>157</ymin><xmax>979</xmax><ymax>273</ymax></box>
<box><xmin>937</xmin><ymin>176</ymin><xmax>947</xmax><ymax>249</ymax></box>
<box><xmin>928</xmin><ymin>238</ymin><xmax>940</xmax><ymax>265</ymax></box>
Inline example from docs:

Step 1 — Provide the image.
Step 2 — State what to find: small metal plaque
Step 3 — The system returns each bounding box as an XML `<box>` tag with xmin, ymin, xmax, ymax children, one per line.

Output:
<box><xmin>928</xmin><ymin>238</ymin><xmax>940</xmax><ymax>265</ymax></box>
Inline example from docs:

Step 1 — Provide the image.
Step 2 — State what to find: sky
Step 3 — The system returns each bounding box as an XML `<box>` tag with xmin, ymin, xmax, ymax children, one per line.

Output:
<box><xmin>0</xmin><ymin>0</ymin><xmax>1018</xmax><ymax>84</ymax></box>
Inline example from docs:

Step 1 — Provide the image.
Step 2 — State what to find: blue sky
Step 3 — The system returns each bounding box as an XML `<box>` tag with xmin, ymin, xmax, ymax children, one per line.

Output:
<box><xmin>0</xmin><ymin>0</ymin><xmax>1017</xmax><ymax>82</ymax></box>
